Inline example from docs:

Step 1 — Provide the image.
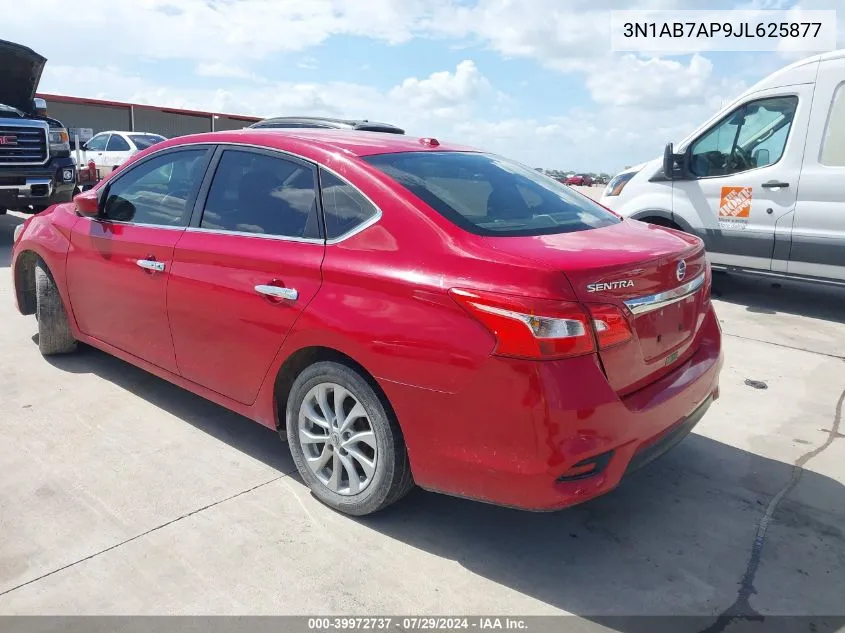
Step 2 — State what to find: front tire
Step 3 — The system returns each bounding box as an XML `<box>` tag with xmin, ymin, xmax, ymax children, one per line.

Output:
<box><xmin>286</xmin><ymin>361</ymin><xmax>413</xmax><ymax>516</ymax></box>
<box><xmin>35</xmin><ymin>261</ymin><xmax>77</xmax><ymax>355</ymax></box>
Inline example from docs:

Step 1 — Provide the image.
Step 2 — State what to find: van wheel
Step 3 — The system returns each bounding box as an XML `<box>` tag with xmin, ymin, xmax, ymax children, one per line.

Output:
<box><xmin>35</xmin><ymin>261</ymin><xmax>77</xmax><ymax>355</ymax></box>
<box><xmin>286</xmin><ymin>361</ymin><xmax>413</xmax><ymax>516</ymax></box>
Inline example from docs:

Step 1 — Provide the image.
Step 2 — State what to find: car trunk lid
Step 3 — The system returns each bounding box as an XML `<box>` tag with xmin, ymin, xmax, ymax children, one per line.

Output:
<box><xmin>484</xmin><ymin>220</ymin><xmax>710</xmax><ymax>394</ymax></box>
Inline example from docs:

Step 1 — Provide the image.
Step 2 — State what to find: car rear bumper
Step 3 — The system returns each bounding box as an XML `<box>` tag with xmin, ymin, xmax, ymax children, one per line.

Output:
<box><xmin>381</xmin><ymin>304</ymin><xmax>723</xmax><ymax>510</ymax></box>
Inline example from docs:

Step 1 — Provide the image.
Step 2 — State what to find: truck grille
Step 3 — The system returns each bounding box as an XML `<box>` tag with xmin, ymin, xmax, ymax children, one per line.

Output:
<box><xmin>0</xmin><ymin>124</ymin><xmax>48</xmax><ymax>165</ymax></box>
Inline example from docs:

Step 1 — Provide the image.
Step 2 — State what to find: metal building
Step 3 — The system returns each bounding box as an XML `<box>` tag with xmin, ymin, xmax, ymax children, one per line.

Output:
<box><xmin>36</xmin><ymin>93</ymin><xmax>261</xmax><ymax>139</ymax></box>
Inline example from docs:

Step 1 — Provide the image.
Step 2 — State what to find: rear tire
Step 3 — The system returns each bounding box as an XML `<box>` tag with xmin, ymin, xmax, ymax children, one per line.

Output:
<box><xmin>35</xmin><ymin>261</ymin><xmax>77</xmax><ymax>356</ymax></box>
<box><xmin>0</xmin><ymin>207</ymin><xmax>6</xmax><ymax>215</ymax></box>
<box><xmin>286</xmin><ymin>361</ymin><xmax>413</xmax><ymax>516</ymax></box>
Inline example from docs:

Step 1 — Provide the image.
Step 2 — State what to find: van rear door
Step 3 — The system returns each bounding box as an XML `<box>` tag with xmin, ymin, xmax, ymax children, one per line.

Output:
<box><xmin>671</xmin><ymin>84</ymin><xmax>815</xmax><ymax>273</ymax></box>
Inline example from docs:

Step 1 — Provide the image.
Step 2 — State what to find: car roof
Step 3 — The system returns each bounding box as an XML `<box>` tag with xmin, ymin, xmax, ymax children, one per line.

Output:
<box><xmin>94</xmin><ymin>130</ymin><xmax>163</xmax><ymax>136</ymax></box>
<box><xmin>150</xmin><ymin>128</ymin><xmax>477</xmax><ymax>159</ymax></box>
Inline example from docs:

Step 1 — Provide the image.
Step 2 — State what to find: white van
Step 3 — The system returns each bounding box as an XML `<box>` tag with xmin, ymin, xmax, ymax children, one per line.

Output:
<box><xmin>600</xmin><ymin>49</ymin><xmax>845</xmax><ymax>285</ymax></box>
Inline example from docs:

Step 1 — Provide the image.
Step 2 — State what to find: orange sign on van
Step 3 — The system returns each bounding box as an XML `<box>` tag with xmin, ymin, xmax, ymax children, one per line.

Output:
<box><xmin>719</xmin><ymin>186</ymin><xmax>752</xmax><ymax>218</ymax></box>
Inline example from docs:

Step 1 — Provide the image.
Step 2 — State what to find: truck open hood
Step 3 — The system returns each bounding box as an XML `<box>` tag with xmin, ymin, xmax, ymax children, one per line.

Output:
<box><xmin>0</xmin><ymin>39</ymin><xmax>46</xmax><ymax>114</ymax></box>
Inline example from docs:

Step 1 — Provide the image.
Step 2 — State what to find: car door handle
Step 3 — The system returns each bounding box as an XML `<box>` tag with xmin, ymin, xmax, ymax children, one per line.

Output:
<box><xmin>761</xmin><ymin>181</ymin><xmax>790</xmax><ymax>189</ymax></box>
<box><xmin>136</xmin><ymin>259</ymin><xmax>165</xmax><ymax>272</ymax></box>
<box><xmin>255</xmin><ymin>285</ymin><xmax>298</xmax><ymax>301</ymax></box>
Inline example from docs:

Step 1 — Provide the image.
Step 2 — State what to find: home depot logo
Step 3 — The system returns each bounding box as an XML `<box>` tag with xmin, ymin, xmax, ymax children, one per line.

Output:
<box><xmin>719</xmin><ymin>186</ymin><xmax>752</xmax><ymax>218</ymax></box>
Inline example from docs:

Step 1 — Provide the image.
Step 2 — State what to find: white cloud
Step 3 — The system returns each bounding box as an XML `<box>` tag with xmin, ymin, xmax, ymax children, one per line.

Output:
<box><xmin>297</xmin><ymin>57</ymin><xmax>319</xmax><ymax>70</ymax></box>
<box><xmin>195</xmin><ymin>62</ymin><xmax>259</xmax><ymax>80</ymax></box>
<box><xmin>389</xmin><ymin>60</ymin><xmax>493</xmax><ymax>118</ymax></box>
<box><xmin>586</xmin><ymin>54</ymin><xmax>716</xmax><ymax>109</ymax></box>
<box><xmin>11</xmin><ymin>0</ymin><xmax>834</xmax><ymax>173</ymax></box>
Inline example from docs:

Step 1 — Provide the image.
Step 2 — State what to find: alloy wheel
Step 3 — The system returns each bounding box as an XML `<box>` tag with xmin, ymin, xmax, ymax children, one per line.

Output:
<box><xmin>297</xmin><ymin>382</ymin><xmax>378</xmax><ymax>495</ymax></box>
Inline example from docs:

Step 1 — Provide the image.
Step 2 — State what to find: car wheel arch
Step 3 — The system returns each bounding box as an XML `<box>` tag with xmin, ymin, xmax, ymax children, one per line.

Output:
<box><xmin>13</xmin><ymin>249</ymin><xmax>40</xmax><ymax>315</ymax></box>
<box><xmin>631</xmin><ymin>208</ymin><xmax>692</xmax><ymax>233</ymax></box>
<box><xmin>273</xmin><ymin>346</ymin><xmax>399</xmax><ymax>435</ymax></box>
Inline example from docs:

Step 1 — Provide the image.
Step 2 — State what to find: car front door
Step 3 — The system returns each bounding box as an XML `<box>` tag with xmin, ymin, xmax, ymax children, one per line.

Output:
<box><xmin>672</xmin><ymin>87</ymin><xmax>813</xmax><ymax>272</ymax></box>
<box><xmin>66</xmin><ymin>146</ymin><xmax>212</xmax><ymax>373</ymax></box>
<box><xmin>788</xmin><ymin>60</ymin><xmax>845</xmax><ymax>281</ymax></box>
<box><xmin>167</xmin><ymin>146</ymin><xmax>325</xmax><ymax>405</ymax></box>
<box><xmin>83</xmin><ymin>133</ymin><xmax>109</xmax><ymax>172</ymax></box>
<box><xmin>102</xmin><ymin>133</ymin><xmax>133</xmax><ymax>172</ymax></box>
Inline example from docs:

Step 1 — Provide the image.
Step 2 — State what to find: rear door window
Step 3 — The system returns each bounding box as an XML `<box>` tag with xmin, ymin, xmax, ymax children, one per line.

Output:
<box><xmin>106</xmin><ymin>134</ymin><xmax>131</xmax><ymax>152</ymax></box>
<box><xmin>363</xmin><ymin>152</ymin><xmax>619</xmax><ymax>236</ymax></box>
<box><xmin>200</xmin><ymin>149</ymin><xmax>320</xmax><ymax>239</ymax></box>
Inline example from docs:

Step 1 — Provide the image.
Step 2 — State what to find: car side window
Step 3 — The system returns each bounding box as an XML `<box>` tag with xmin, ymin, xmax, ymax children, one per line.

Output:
<box><xmin>106</xmin><ymin>134</ymin><xmax>131</xmax><ymax>152</ymax></box>
<box><xmin>319</xmin><ymin>169</ymin><xmax>379</xmax><ymax>239</ymax></box>
<box><xmin>690</xmin><ymin>96</ymin><xmax>798</xmax><ymax>178</ymax></box>
<box><xmin>85</xmin><ymin>134</ymin><xmax>109</xmax><ymax>151</ymax></box>
<box><xmin>201</xmin><ymin>150</ymin><xmax>319</xmax><ymax>239</ymax></box>
<box><xmin>820</xmin><ymin>82</ymin><xmax>845</xmax><ymax>167</ymax></box>
<box><xmin>102</xmin><ymin>150</ymin><xmax>207</xmax><ymax>226</ymax></box>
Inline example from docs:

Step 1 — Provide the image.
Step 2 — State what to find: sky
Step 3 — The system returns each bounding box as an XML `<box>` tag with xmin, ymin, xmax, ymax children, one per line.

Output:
<box><xmin>2</xmin><ymin>0</ymin><xmax>842</xmax><ymax>173</ymax></box>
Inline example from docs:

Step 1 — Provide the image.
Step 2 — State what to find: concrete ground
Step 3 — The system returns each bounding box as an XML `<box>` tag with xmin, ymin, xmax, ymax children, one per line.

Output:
<box><xmin>1</xmin><ymin>209</ymin><xmax>844</xmax><ymax>626</ymax></box>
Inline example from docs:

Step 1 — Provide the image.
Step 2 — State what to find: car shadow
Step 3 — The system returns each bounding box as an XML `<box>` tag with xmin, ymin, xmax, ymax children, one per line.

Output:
<box><xmin>42</xmin><ymin>344</ymin><xmax>845</xmax><ymax>629</ymax></box>
<box><xmin>0</xmin><ymin>213</ymin><xmax>26</xmax><ymax>268</ymax></box>
<box><xmin>43</xmin><ymin>344</ymin><xmax>293</xmax><ymax>474</ymax></box>
<box><xmin>712</xmin><ymin>271</ymin><xmax>845</xmax><ymax>325</ymax></box>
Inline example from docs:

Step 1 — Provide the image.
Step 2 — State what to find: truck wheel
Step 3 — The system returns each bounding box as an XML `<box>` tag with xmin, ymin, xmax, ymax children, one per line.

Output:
<box><xmin>286</xmin><ymin>361</ymin><xmax>413</xmax><ymax>516</ymax></box>
<box><xmin>35</xmin><ymin>261</ymin><xmax>77</xmax><ymax>355</ymax></box>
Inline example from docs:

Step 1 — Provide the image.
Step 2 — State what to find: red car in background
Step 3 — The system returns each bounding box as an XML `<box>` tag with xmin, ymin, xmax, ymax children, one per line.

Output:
<box><xmin>566</xmin><ymin>173</ymin><xmax>593</xmax><ymax>186</ymax></box>
<box><xmin>12</xmin><ymin>129</ymin><xmax>722</xmax><ymax>516</ymax></box>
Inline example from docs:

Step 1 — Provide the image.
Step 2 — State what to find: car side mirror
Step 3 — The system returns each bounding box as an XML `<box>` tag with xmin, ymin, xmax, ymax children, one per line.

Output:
<box><xmin>75</xmin><ymin>189</ymin><xmax>100</xmax><ymax>217</ymax></box>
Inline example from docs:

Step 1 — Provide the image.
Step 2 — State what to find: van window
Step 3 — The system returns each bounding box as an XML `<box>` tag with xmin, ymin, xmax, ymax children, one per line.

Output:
<box><xmin>820</xmin><ymin>83</ymin><xmax>845</xmax><ymax>166</ymax></box>
<box><xmin>689</xmin><ymin>96</ymin><xmax>798</xmax><ymax>178</ymax></box>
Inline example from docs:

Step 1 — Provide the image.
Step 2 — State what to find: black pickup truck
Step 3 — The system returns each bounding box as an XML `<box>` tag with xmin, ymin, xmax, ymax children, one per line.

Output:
<box><xmin>0</xmin><ymin>39</ymin><xmax>76</xmax><ymax>215</ymax></box>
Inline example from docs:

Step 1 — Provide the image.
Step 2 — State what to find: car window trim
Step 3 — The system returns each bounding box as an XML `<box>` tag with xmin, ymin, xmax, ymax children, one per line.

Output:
<box><xmin>316</xmin><ymin>166</ymin><xmax>383</xmax><ymax>244</ymax></box>
<box><xmin>687</xmin><ymin>93</ymin><xmax>800</xmax><ymax>180</ymax></box>
<box><xmin>98</xmin><ymin>140</ymin><xmax>384</xmax><ymax>244</ymax></box>
<box><xmin>97</xmin><ymin>144</ymin><xmax>215</xmax><ymax>229</ymax></box>
<box><xmin>190</xmin><ymin>144</ymin><xmax>323</xmax><ymax>241</ymax></box>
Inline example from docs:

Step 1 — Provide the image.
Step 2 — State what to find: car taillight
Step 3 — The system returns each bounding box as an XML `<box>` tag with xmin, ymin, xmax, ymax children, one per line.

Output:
<box><xmin>587</xmin><ymin>304</ymin><xmax>633</xmax><ymax>349</ymax></box>
<box><xmin>449</xmin><ymin>288</ymin><xmax>595</xmax><ymax>359</ymax></box>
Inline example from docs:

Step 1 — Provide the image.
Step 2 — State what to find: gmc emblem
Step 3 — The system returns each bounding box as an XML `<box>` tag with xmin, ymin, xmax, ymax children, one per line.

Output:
<box><xmin>0</xmin><ymin>135</ymin><xmax>17</xmax><ymax>145</ymax></box>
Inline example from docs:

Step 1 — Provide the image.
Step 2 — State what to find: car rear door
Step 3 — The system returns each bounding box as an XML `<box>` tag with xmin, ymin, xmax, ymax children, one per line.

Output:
<box><xmin>66</xmin><ymin>146</ymin><xmax>213</xmax><ymax>373</ymax></box>
<box><xmin>167</xmin><ymin>146</ymin><xmax>325</xmax><ymax>405</ymax></box>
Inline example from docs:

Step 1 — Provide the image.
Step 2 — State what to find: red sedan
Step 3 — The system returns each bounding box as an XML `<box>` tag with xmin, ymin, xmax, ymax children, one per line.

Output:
<box><xmin>11</xmin><ymin>130</ymin><xmax>722</xmax><ymax>516</ymax></box>
<box><xmin>566</xmin><ymin>173</ymin><xmax>593</xmax><ymax>186</ymax></box>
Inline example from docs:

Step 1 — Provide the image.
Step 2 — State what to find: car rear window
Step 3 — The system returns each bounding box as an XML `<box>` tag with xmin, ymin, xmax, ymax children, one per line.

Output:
<box><xmin>363</xmin><ymin>152</ymin><xmax>619</xmax><ymax>236</ymax></box>
<box><xmin>129</xmin><ymin>134</ymin><xmax>166</xmax><ymax>150</ymax></box>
